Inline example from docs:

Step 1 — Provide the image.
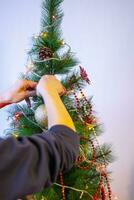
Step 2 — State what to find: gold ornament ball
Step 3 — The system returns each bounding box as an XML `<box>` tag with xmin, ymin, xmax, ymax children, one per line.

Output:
<box><xmin>35</xmin><ymin>104</ymin><xmax>48</xmax><ymax>128</ymax></box>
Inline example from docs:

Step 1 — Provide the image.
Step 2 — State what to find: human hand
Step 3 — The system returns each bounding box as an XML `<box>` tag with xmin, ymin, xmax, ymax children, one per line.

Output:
<box><xmin>2</xmin><ymin>80</ymin><xmax>37</xmax><ymax>104</ymax></box>
<box><xmin>36</xmin><ymin>75</ymin><xmax>66</xmax><ymax>97</ymax></box>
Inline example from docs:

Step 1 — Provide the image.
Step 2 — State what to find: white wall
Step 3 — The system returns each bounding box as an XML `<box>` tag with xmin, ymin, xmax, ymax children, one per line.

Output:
<box><xmin>0</xmin><ymin>1</ymin><xmax>134</xmax><ymax>199</ymax></box>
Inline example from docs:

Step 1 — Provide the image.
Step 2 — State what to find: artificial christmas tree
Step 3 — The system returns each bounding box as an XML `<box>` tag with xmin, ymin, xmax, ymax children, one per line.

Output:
<box><xmin>5</xmin><ymin>0</ymin><xmax>114</xmax><ymax>199</ymax></box>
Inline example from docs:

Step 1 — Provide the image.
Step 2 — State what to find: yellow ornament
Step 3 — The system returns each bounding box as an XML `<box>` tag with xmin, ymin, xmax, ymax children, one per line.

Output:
<box><xmin>35</xmin><ymin>104</ymin><xmax>48</xmax><ymax>128</ymax></box>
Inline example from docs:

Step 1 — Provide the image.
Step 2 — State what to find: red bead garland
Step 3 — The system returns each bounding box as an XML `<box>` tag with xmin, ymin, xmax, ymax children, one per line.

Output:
<box><xmin>67</xmin><ymin>73</ymin><xmax>112</xmax><ymax>200</ymax></box>
<box><xmin>101</xmin><ymin>186</ymin><xmax>106</xmax><ymax>200</ymax></box>
<box><xmin>103</xmin><ymin>172</ymin><xmax>112</xmax><ymax>200</ymax></box>
<box><xmin>93</xmin><ymin>172</ymin><xmax>112</xmax><ymax>200</ymax></box>
<box><xmin>93</xmin><ymin>173</ymin><xmax>103</xmax><ymax>200</ymax></box>
<box><xmin>73</xmin><ymin>90</ymin><xmax>81</xmax><ymax>113</ymax></box>
<box><xmin>77</xmin><ymin>83</ymin><xmax>92</xmax><ymax>115</ymax></box>
<box><xmin>59</xmin><ymin>172</ymin><xmax>66</xmax><ymax>200</ymax></box>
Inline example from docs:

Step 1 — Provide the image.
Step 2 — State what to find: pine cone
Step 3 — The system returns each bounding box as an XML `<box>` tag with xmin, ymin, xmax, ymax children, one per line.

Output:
<box><xmin>39</xmin><ymin>47</ymin><xmax>53</xmax><ymax>60</ymax></box>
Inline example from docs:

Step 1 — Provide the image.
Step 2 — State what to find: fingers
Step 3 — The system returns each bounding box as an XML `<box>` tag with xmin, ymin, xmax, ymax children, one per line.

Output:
<box><xmin>59</xmin><ymin>86</ymin><xmax>66</xmax><ymax>96</ymax></box>
<box><xmin>23</xmin><ymin>80</ymin><xmax>37</xmax><ymax>90</ymax></box>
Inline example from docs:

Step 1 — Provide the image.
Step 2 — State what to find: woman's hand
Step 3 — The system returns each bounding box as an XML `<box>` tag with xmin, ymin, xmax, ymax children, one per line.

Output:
<box><xmin>36</xmin><ymin>75</ymin><xmax>66</xmax><ymax>97</ymax></box>
<box><xmin>1</xmin><ymin>80</ymin><xmax>37</xmax><ymax>104</ymax></box>
<box><xmin>36</xmin><ymin>75</ymin><xmax>75</xmax><ymax>130</ymax></box>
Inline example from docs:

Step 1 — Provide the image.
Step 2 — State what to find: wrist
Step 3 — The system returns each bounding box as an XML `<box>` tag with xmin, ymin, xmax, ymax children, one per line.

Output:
<box><xmin>39</xmin><ymin>87</ymin><xmax>59</xmax><ymax>98</ymax></box>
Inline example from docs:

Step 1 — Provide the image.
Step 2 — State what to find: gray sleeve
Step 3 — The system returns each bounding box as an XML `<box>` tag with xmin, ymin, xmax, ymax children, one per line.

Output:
<box><xmin>0</xmin><ymin>125</ymin><xmax>79</xmax><ymax>200</ymax></box>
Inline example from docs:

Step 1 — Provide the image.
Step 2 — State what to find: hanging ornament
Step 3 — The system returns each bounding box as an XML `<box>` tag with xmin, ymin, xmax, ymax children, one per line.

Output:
<box><xmin>79</xmin><ymin>66</ymin><xmax>91</xmax><ymax>84</ymax></box>
<box><xmin>39</xmin><ymin>47</ymin><xmax>53</xmax><ymax>60</ymax></box>
<box><xmin>34</xmin><ymin>104</ymin><xmax>48</xmax><ymax>128</ymax></box>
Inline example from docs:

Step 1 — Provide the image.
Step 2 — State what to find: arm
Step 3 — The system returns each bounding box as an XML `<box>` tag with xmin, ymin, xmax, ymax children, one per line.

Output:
<box><xmin>37</xmin><ymin>75</ymin><xmax>76</xmax><ymax>131</ymax></box>
<box><xmin>0</xmin><ymin>125</ymin><xmax>79</xmax><ymax>200</ymax></box>
<box><xmin>0</xmin><ymin>76</ymin><xmax>79</xmax><ymax>200</ymax></box>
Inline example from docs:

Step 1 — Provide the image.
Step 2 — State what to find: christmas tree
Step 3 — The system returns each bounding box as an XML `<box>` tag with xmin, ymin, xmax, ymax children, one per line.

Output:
<box><xmin>5</xmin><ymin>0</ymin><xmax>114</xmax><ymax>199</ymax></box>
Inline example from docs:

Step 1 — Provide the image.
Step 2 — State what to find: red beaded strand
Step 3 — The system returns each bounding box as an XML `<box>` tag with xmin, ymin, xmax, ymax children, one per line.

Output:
<box><xmin>93</xmin><ymin>195</ymin><xmax>99</xmax><ymax>200</ymax></box>
<box><xmin>68</xmin><ymin>75</ymin><xmax>112</xmax><ymax>200</ymax></box>
<box><xmin>77</xmin><ymin>83</ymin><xmax>92</xmax><ymax>116</ymax></box>
<box><xmin>93</xmin><ymin>172</ymin><xmax>104</xmax><ymax>200</ymax></box>
<box><xmin>100</xmin><ymin>186</ymin><xmax>106</xmax><ymax>200</ymax></box>
<box><xmin>103</xmin><ymin>172</ymin><xmax>112</xmax><ymax>200</ymax></box>
<box><xmin>73</xmin><ymin>90</ymin><xmax>81</xmax><ymax>114</ymax></box>
<box><xmin>94</xmin><ymin>172</ymin><xmax>112</xmax><ymax>200</ymax></box>
<box><xmin>70</xmin><ymin>82</ymin><xmax>97</xmax><ymax>171</ymax></box>
<box><xmin>59</xmin><ymin>172</ymin><xmax>66</xmax><ymax>200</ymax></box>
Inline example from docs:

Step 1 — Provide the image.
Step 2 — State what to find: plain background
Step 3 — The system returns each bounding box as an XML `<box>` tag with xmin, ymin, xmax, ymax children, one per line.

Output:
<box><xmin>0</xmin><ymin>0</ymin><xmax>134</xmax><ymax>199</ymax></box>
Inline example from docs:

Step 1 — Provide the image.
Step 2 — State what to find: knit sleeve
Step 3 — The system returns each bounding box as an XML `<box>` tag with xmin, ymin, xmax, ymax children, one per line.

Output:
<box><xmin>0</xmin><ymin>125</ymin><xmax>79</xmax><ymax>200</ymax></box>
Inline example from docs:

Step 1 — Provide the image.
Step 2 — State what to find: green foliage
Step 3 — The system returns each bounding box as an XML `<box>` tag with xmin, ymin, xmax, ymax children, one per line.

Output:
<box><xmin>52</xmin><ymin>52</ymin><xmax>79</xmax><ymax>74</ymax></box>
<box><xmin>6</xmin><ymin>104</ymin><xmax>43</xmax><ymax>136</ymax></box>
<box><xmin>41</xmin><ymin>0</ymin><xmax>64</xmax><ymax>34</ymax></box>
<box><xmin>28</xmin><ymin>0</ymin><xmax>79</xmax><ymax>77</ymax></box>
<box><xmin>4</xmin><ymin>0</ymin><xmax>114</xmax><ymax>199</ymax></box>
<box><xmin>61</xmin><ymin>70</ymin><xmax>86</xmax><ymax>91</ymax></box>
<box><xmin>35</xmin><ymin>187</ymin><xmax>60</xmax><ymax>200</ymax></box>
<box><xmin>95</xmin><ymin>143</ymin><xmax>115</xmax><ymax>164</ymax></box>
